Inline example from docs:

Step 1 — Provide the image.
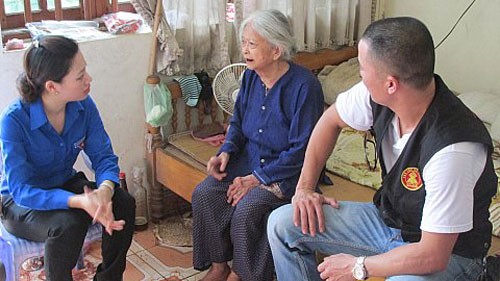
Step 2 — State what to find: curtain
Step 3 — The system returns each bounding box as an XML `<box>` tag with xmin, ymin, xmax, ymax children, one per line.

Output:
<box><xmin>131</xmin><ymin>0</ymin><xmax>183</xmax><ymax>75</ymax></box>
<box><xmin>161</xmin><ymin>0</ymin><xmax>230</xmax><ymax>76</ymax></box>
<box><xmin>133</xmin><ymin>0</ymin><xmax>374</xmax><ymax>76</ymax></box>
<box><xmin>235</xmin><ymin>0</ymin><xmax>373</xmax><ymax>50</ymax></box>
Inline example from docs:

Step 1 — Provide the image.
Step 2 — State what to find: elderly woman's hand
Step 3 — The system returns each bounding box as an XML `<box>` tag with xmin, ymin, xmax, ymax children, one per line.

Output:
<box><xmin>226</xmin><ymin>174</ymin><xmax>260</xmax><ymax>206</ymax></box>
<box><xmin>207</xmin><ymin>152</ymin><xmax>230</xmax><ymax>180</ymax></box>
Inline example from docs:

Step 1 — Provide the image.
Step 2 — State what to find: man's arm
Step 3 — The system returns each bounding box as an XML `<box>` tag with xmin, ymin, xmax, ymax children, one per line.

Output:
<box><xmin>367</xmin><ymin>231</ymin><xmax>458</xmax><ymax>276</ymax></box>
<box><xmin>292</xmin><ymin>104</ymin><xmax>348</xmax><ymax>236</ymax></box>
<box><xmin>318</xmin><ymin>231</ymin><xmax>458</xmax><ymax>279</ymax></box>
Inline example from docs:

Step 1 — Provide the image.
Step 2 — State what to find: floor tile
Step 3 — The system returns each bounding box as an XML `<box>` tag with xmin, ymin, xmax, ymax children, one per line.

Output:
<box><xmin>126</xmin><ymin>254</ymin><xmax>163</xmax><ymax>280</ymax></box>
<box><xmin>134</xmin><ymin>226</ymin><xmax>158</xmax><ymax>250</ymax></box>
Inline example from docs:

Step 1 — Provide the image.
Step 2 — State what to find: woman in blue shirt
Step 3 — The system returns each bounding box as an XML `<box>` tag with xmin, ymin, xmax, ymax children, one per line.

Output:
<box><xmin>191</xmin><ymin>9</ymin><xmax>324</xmax><ymax>281</ymax></box>
<box><xmin>0</xmin><ymin>35</ymin><xmax>135</xmax><ymax>281</ymax></box>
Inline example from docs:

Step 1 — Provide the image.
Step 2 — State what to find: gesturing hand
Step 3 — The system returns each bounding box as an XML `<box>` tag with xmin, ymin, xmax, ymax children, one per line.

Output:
<box><xmin>91</xmin><ymin>184</ymin><xmax>113</xmax><ymax>222</ymax></box>
<box><xmin>69</xmin><ymin>186</ymin><xmax>125</xmax><ymax>235</ymax></box>
<box><xmin>292</xmin><ymin>188</ymin><xmax>339</xmax><ymax>236</ymax></box>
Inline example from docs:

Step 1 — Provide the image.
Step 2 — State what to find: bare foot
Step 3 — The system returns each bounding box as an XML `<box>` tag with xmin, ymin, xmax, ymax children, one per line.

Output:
<box><xmin>200</xmin><ymin>263</ymin><xmax>230</xmax><ymax>281</ymax></box>
<box><xmin>226</xmin><ymin>271</ymin><xmax>241</xmax><ymax>281</ymax></box>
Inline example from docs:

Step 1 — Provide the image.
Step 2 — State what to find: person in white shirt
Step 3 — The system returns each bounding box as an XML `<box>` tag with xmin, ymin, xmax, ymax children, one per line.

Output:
<box><xmin>267</xmin><ymin>16</ymin><xmax>497</xmax><ymax>281</ymax></box>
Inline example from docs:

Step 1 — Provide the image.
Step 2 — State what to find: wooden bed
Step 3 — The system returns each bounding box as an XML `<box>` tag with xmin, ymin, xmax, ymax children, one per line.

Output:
<box><xmin>146</xmin><ymin>46</ymin><xmax>358</xmax><ymax>222</ymax></box>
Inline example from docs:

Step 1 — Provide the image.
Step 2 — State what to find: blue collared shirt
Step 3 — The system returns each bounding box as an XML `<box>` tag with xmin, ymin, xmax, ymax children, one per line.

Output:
<box><xmin>219</xmin><ymin>62</ymin><xmax>324</xmax><ymax>198</ymax></box>
<box><xmin>0</xmin><ymin>96</ymin><xmax>119</xmax><ymax>210</ymax></box>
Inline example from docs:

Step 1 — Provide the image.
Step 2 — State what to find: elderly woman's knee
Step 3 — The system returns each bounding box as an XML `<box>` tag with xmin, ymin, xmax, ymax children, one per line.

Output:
<box><xmin>192</xmin><ymin>178</ymin><xmax>221</xmax><ymax>204</ymax></box>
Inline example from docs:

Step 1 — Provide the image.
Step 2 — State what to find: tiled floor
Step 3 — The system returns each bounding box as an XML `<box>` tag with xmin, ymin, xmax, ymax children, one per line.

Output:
<box><xmin>86</xmin><ymin>226</ymin><xmax>205</xmax><ymax>281</ymax></box>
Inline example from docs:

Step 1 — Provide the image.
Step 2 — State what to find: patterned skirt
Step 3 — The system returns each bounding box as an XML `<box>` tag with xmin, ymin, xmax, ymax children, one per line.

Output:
<box><xmin>192</xmin><ymin>176</ymin><xmax>288</xmax><ymax>281</ymax></box>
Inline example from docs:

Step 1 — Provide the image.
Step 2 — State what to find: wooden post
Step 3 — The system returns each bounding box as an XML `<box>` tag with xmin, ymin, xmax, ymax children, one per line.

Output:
<box><xmin>145</xmin><ymin>0</ymin><xmax>164</xmax><ymax>222</ymax></box>
<box><xmin>111</xmin><ymin>0</ymin><xmax>118</xmax><ymax>12</ymax></box>
<box><xmin>146</xmin><ymin>127</ymin><xmax>165</xmax><ymax>223</ymax></box>
<box><xmin>82</xmin><ymin>0</ymin><xmax>95</xmax><ymax>20</ymax></box>
<box><xmin>23</xmin><ymin>0</ymin><xmax>33</xmax><ymax>23</ymax></box>
<box><xmin>54</xmin><ymin>0</ymin><xmax>63</xmax><ymax>20</ymax></box>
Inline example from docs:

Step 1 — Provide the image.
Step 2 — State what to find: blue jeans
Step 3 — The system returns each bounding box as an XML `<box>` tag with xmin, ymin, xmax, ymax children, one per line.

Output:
<box><xmin>267</xmin><ymin>202</ymin><xmax>483</xmax><ymax>281</ymax></box>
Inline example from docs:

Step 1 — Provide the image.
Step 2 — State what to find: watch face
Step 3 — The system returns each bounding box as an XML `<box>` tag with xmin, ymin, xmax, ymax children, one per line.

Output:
<box><xmin>352</xmin><ymin>257</ymin><xmax>367</xmax><ymax>280</ymax></box>
<box><xmin>353</xmin><ymin>265</ymin><xmax>365</xmax><ymax>279</ymax></box>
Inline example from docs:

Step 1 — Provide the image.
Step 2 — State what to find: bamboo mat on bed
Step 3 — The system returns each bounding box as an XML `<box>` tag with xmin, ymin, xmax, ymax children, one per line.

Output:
<box><xmin>166</xmin><ymin>131</ymin><xmax>219</xmax><ymax>165</ymax></box>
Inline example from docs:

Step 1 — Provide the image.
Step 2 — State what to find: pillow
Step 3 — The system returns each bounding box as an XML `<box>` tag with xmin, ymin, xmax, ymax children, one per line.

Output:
<box><xmin>318</xmin><ymin>57</ymin><xmax>361</xmax><ymax>105</ymax></box>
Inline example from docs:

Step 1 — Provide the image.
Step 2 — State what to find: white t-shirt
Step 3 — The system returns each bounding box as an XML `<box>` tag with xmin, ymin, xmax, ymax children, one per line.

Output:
<box><xmin>335</xmin><ymin>82</ymin><xmax>487</xmax><ymax>234</ymax></box>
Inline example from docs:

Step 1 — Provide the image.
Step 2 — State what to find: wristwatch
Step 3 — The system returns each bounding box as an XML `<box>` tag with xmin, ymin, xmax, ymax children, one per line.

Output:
<box><xmin>352</xmin><ymin>256</ymin><xmax>368</xmax><ymax>280</ymax></box>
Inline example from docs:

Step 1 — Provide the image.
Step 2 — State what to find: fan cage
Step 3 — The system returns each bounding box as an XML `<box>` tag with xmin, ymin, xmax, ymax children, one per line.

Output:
<box><xmin>212</xmin><ymin>63</ymin><xmax>247</xmax><ymax>115</ymax></box>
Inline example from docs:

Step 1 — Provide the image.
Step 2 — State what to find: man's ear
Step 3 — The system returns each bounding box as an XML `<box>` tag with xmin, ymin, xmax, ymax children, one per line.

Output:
<box><xmin>387</xmin><ymin>75</ymin><xmax>399</xmax><ymax>95</ymax></box>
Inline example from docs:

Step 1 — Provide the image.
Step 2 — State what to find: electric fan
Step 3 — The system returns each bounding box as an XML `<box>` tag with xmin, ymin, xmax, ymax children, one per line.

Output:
<box><xmin>212</xmin><ymin>63</ymin><xmax>247</xmax><ymax>115</ymax></box>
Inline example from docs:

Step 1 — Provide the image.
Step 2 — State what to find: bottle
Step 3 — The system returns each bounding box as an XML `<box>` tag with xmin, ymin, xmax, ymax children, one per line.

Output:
<box><xmin>132</xmin><ymin>167</ymin><xmax>148</xmax><ymax>231</ymax></box>
<box><xmin>119</xmin><ymin>172</ymin><xmax>128</xmax><ymax>192</ymax></box>
<box><xmin>140</xmin><ymin>167</ymin><xmax>152</xmax><ymax>220</ymax></box>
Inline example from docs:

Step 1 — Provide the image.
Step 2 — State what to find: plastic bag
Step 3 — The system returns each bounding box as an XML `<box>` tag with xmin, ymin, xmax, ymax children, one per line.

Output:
<box><xmin>144</xmin><ymin>82</ymin><xmax>173</xmax><ymax>127</ymax></box>
<box><xmin>102</xmin><ymin>12</ymin><xmax>143</xmax><ymax>34</ymax></box>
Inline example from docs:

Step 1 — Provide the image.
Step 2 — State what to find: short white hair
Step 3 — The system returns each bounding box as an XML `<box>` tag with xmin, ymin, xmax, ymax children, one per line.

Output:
<box><xmin>239</xmin><ymin>9</ymin><xmax>297</xmax><ymax>61</ymax></box>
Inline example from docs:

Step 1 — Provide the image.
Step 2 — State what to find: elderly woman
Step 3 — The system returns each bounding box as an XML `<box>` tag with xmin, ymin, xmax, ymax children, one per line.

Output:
<box><xmin>0</xmin><ymin>35</ymin><xmax>135</xmax><ymax>281</ymax></box>
<box><xmin>191</xmin><ymin>9</ymin><xmax>324</xmax><ymax>281</ymax></box>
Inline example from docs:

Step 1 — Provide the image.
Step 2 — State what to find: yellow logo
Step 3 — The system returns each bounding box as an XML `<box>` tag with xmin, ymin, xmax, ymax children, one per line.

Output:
<box><xmin>401</xmin><ymin>167</ymin><xmax>423</xmax><ymax>191</ymax></box>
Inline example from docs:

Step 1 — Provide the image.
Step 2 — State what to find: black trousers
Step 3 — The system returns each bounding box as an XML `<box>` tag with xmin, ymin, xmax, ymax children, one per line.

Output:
<box><xmin>0</xmin><ymin>172</ymin><xmax>135</xmax><ymax>281</ymax></box>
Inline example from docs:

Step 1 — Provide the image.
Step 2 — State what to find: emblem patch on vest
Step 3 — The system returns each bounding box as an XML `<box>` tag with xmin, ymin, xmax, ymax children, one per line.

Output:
<box><xmin>401</xmin><ymin>167</ymin><xmax>423</xmax><ymax>191</ymax></box>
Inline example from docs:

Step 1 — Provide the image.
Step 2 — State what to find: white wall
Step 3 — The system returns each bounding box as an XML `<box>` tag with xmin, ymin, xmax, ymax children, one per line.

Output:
<box><xmin>382</xmin><ymin>0</ymin><xmax>500</xmax><ymax>95</ymax></box>
<box><xmin>0</xmin><ymin>33</ymin><xmax>152</xmax><ymax>179</ymax></box>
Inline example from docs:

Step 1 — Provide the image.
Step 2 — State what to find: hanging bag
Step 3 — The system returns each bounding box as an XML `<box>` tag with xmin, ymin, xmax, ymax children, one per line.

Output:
<box><xmin>144</xmin><ymin>82</ymin><xmax>173</xmax><ymax>127</ymax></box>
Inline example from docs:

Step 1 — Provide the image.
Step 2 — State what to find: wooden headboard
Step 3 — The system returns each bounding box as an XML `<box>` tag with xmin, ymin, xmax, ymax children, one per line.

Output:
<box><xmin>292</xmin><ymin>47</ymin><xmax>357</xmax><ymax>74</ymax></box>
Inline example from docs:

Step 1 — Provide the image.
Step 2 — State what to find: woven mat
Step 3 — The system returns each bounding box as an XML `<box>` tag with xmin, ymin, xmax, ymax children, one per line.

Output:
<box><xmin>167</xmin><ymin>131</ymin><xmax>219</xmax><ymax>166</ymax></box>
<box><xmin>154</xmin><ymin>214</ymin><xmax>193</xmax><ymax>248</ymax></box>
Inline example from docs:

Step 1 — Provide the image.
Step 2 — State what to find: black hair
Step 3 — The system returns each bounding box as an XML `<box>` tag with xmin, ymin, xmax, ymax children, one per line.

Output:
<box><xmin>17</xmin><ymin>35</ymin><xmax>79</xmax><ymax>102</ymax></box>
<box><xmin>361</xmin><ymin>17</ymin><xmax>435</xmax><ymax>90</ymax></box>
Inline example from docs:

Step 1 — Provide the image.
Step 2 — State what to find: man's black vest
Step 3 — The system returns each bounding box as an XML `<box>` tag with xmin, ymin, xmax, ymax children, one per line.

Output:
<box><xmin>371</xmin><ymin>75</ymin><xmax>497</xmax><ymax>258</ymax></box>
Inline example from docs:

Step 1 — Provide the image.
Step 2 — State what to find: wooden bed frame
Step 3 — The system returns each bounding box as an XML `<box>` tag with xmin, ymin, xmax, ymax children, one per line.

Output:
<box><xmin>147</xmin><ymin>46</ymin><xmax>358</xmax><ymax>222</ymax></box>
